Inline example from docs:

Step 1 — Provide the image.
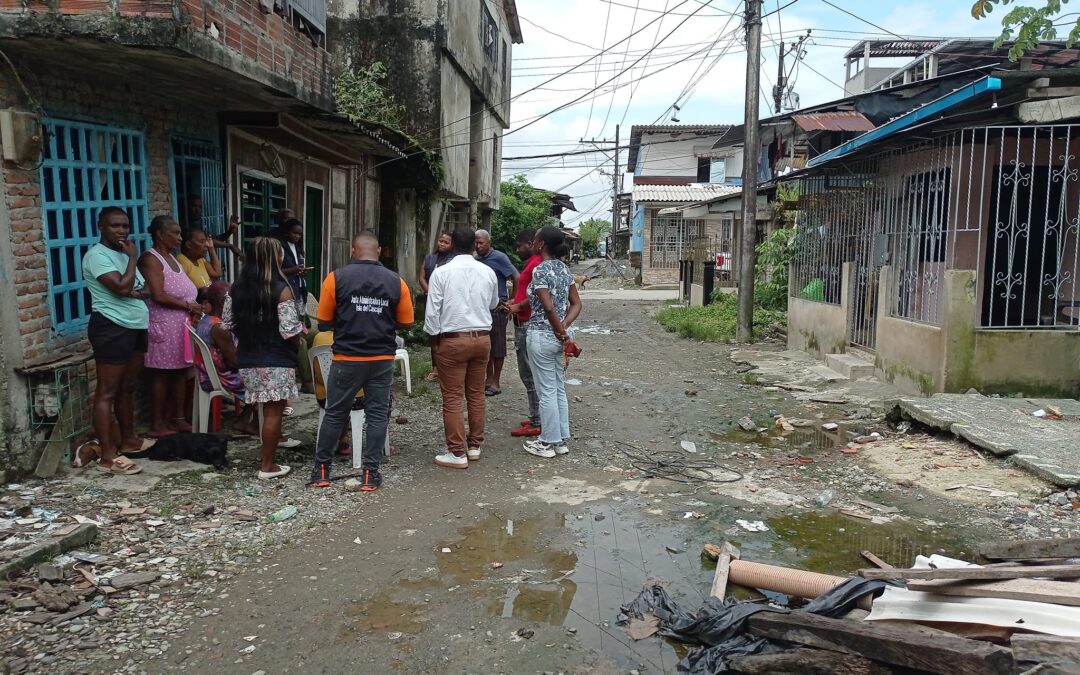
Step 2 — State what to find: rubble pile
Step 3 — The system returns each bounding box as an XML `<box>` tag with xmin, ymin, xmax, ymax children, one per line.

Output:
<box><xmin>0</xmin><ymin>478</ymin><xmax>326</xmax><ymax>674</ymax></box>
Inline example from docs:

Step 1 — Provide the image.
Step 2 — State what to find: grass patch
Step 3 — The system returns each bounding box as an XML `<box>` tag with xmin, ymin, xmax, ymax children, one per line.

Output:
<box><xmin>656</xmin><ymin>293</ymin><xmax>786</xmax><ymax>343</ymax></box>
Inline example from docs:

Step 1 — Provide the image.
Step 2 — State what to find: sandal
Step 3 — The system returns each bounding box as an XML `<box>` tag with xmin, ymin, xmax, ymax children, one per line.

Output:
<box><xmin>424</xmin><ymin>370</ymin><xmax>439</xmax><ymax>382</ymax></box>
<box><xmin>120</xmin><ymin>438</ymin><xmax>157</xmax><ymax>455</ymax></box>
<box><xmin>96</xmin><ymin>456</ymin><xmax>142</xmax><ymax>475</ymax></box>
<box><xmin>484</xmin><ymin>386</ymin><xmax>501</xmax><ymax>397</ymax></box>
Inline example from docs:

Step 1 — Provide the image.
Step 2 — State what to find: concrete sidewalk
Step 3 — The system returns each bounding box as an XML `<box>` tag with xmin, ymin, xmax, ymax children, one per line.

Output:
<box><xmin>578</xmin><ymin>288</ymin><xmax>679</xmax><ymax>301</ymax></box>
<box><xmin>890</xmin><ymin>394</ymin><xmax>1080</xmax><ymax>486</ymax></box>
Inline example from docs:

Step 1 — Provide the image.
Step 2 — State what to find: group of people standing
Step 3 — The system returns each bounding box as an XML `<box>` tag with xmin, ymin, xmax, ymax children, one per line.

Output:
<box><xmin>82</xmin><ymin>201</ymin><xmax>581</xmax><ymax>491</ymax></box>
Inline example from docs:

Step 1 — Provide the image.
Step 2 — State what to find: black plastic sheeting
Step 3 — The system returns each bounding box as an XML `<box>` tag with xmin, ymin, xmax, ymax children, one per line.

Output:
<box><xmin>618</xmin><ymin>577</ymin><xmax>894</xmax><ymax>674</ymax></box>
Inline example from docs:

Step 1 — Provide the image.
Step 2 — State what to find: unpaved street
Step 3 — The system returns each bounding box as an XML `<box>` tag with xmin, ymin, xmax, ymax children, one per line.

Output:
<box><xmin>5</xmin><ymin>296</ymin><xmax>1075</xmax><ymax>674</ymax></box>
<box><xmin>158</xmin><ymin>296</ymin><xmax>1070</xmax><ymax>674</ymax></box>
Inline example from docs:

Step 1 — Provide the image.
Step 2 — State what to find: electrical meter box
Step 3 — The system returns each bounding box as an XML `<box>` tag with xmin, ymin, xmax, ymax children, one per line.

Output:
<box><xmin>0</xmin><ymin>109</ymin><xmax>43</xmax><ymax>163</ymax></box>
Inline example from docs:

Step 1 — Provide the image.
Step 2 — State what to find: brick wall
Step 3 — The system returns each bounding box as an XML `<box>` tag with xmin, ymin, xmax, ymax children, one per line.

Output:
<box><xmin>0</xmin><ymin>0</ymin><xmax>332</xmax><ymax>104</ymax></box>
<box><xmin>0</xmin><ymin>66</ymin><xmax>215</xmax><ymax>365</ymax></box>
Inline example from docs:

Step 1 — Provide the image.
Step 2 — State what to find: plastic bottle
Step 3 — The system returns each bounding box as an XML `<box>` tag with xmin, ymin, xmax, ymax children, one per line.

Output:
<box><xmin>266</xmin><ymin>505</ymin><xmax>298</xmax><ymax>522</ymax></box>
<box><xmin>815</xmin><ymin>490</ymin><xmax>834</xmax><ymax>508</ymax></box>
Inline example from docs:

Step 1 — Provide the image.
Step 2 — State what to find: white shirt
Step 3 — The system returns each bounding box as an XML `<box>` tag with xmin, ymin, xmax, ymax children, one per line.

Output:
<box><xmin>424</xmin><ymin>254</ymin><xmax>500</xmax><ymax>335</ymax></box>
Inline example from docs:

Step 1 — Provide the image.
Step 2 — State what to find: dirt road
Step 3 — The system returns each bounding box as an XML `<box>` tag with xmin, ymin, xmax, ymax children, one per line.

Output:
<box><xmin>154</xmin><ymin>297</ymin><xmax>1057</xmax><ymax>674</ymax></box>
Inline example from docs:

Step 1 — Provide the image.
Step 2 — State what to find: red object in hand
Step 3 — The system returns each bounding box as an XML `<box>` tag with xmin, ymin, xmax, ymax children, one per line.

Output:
<box><xmin>563</xmin><ymin>340</ymin><xmax>582</xmax><ymax>358</ymax></box>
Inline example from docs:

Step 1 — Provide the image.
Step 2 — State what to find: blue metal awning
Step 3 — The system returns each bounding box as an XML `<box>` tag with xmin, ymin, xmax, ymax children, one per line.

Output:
<box><xmin>806</xmin><ymin>76</ymin><xmax>1002</xmax><ymax>168</ymax></box>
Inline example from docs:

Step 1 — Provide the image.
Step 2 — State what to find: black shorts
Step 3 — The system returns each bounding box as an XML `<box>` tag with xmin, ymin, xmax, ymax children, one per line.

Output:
<box><xmin>88</xmin><ymin>312</ymin><xmax>148</xmax><ymax>365</ymax></box>
<box><xmin>489</xmin><ymin>310</ymin><xmax>509</xmax><ymax>359</ymax></box>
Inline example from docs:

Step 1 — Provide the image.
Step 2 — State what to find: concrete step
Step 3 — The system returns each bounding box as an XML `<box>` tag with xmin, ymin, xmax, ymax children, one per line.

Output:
<box><xmin>824</xmin><ymin>353</ymin><xmax>876</xmax><ymax>380</ymax></box>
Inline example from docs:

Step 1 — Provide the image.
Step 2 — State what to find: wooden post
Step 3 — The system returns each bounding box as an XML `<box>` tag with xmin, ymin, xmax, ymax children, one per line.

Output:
<box><xmin>710</xmin><ymin>542</ymin><xmax>741</xmax><ymax>599</ymax></box>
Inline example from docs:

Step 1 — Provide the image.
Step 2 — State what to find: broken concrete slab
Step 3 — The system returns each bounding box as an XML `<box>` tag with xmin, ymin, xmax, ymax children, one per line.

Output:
<box><xmin>731</xmin><ymin>347</ymin><xmax>900</xmax><ymax>409</ymax></box>
<box><xmin>889</xmin><ymin>394</ymin><xmax>1080</xmax><ymax>486</ymax></box>
<box><xmin>0</xmin><ymin>523</ymin><xmax>98</xmax><ymax>579</ymax></box>
<box><xmin>107</xmin><ymin>571</ymin><xmax>160</xmax><ymax>590</ymax></box>
<box><xmin>60</xmin><ymin>458</ymin><xmax>214</xmax><ymax>494</ymax></box>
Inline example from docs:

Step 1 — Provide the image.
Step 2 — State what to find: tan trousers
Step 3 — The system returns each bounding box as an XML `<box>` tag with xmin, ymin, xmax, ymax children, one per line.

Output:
<box><xmin>434</xmin><ymin>335</ymin><xmax>490</xmax><ymax>452</ymax></box>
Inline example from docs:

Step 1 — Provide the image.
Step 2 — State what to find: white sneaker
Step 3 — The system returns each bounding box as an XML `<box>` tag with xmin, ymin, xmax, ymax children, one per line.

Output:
<box><xmin>554</xmin><ymin>444</ymin><xmax>570</xmax><ymax>455</ymax></box>
<box><xmin>467</xmin><ymin>447</ymin><xmax>482</xmax><ymax>461</ymax></box>
<box><xmin>434</xmin><ymin>451</ymin><xmax>469</xmax><ymax>469</ymax></box>
<box><xmin>523</xmin><ymin>440</ymin><xmax>556</xmax><ymax>459</ymax></box>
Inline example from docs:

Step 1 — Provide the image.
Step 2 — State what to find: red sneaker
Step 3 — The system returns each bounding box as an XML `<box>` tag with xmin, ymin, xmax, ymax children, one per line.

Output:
<box><xmin>511</xmin><ymin>422</ymin><xmax>541</xmax><ymax>437</ymax></box>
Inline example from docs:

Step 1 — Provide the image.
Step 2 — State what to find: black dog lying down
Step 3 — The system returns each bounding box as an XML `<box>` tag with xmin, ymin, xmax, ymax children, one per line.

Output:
<box><xmin>123</xmin><ymin>433</ymin><xmax>229</xmax><ymax>469</ymax></box>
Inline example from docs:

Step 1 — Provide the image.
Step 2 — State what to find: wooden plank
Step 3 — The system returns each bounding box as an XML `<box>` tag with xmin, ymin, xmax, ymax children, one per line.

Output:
<box><xmin>860</xmin><ymin>564</ymin><xmax>1080</xmax><ymax>582</ymax></box>
<box><xmin>33</xmin><ymin>389</ymin><xmax>78</xmax><ymax>479</ymax></box>
<box><xmin>728</xmin><ymin>648</ymin><xmax>902</xmax><ymax>674</ymax></box>
<box><xmin>746</xmin><ymin>612</ymin><xmax>1015</xmax><ymax>675</ymax></box>
<box><xmin>906</xmin><ymin>577</ymin><xmax>1080</xmax><ymax>607</ymax></box>
<box><xmin>1012</xmin><ymin>634</ymin><xmax>1080</xmax><ymax>669</ymax></box>
<box><xmin>709</xmin><ymin>542</ymin><xmax>740</xmax><ymax>599</ymax></box>
<box><xmin>981</xmin><ymin>538</ymin><xmax>1080</xmax><ymax>561</ymax></box>
<box><xmin>860</xmin><ymin>551</ymin><xmax>893</xmax><ymax>570</ymax></box>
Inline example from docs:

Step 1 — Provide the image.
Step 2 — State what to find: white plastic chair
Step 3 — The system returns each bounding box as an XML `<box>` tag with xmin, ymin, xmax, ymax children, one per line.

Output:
<box><xmin>186</xmin><ymin>324</ymin><xmax>235</xmax><ymax>434</ymax></box>
<box><xmin>395</xmin><ymin>349</ymin><xmax>412</xmax><ymax>394</ymax></box>
<box><xmin>309</xmin><ymin>344</ymin><xmax>391</xmax><ymax>469</ymax></box>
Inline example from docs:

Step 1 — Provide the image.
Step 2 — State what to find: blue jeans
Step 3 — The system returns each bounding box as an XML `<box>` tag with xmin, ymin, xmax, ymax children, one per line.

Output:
<box><xmin>526</xmin><ymin>329</ymin><xmax>570</xmax><ymax>444</ymax></box>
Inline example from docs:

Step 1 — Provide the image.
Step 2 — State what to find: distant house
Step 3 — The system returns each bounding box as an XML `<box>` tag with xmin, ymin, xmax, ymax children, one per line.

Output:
<box><xmin>784</xmin><ymin>69</ymin><xmax>1080</xmax><ymax>397</ymax></box>
<box><xmin>625</xmin><ymin>124</ymin><xmax>737</xmax><ymax>284</ymax></box>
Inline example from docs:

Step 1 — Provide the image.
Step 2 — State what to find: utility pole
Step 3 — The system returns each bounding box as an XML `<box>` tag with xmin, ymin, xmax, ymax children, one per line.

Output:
<box><xmin>611</xmin><ymin>124</ymin><xmax>620</xmax><ymax>254</ymax></box>
<box><xmin>737</xmin><ymin>0</ymin><xmax>762</xmax><ymax>343</ymax></box>
<box><xmin>772</xmin><ymin>31</ymin><xmax>811</xmax><ymax>114</ymax></box>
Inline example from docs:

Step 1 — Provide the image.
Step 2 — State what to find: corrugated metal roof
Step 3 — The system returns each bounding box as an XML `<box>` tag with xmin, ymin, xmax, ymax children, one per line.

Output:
<box><xmin>792</xmin><ymin>111</ymin><xmax>875</xmax><ymax>132</ymax></box>
<box><xmin>843</xmin><ymin>40</ymin><xmax>945</xmax><ymax>59</ymax></box>
<box><xmin>632</xmin><ymin>184</ymin><xmax>741</xmax><ymax>203</ymax></box>
<box><xmin>630</xmin><ymin>124</ymin><xmax>733</xmax><ymax>134</ymax></box>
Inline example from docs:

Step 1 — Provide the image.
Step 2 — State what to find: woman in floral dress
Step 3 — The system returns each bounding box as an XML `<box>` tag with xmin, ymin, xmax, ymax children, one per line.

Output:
<box><xmin>223</xmin><ymin>237</ymin><xmax>304</xmax><ymax>479</ymax></box>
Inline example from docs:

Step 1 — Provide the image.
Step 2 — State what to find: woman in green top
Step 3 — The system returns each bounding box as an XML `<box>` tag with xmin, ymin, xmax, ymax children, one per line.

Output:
<box><xmin>82</xmin><ymin>207</ymin><xmax>152</xmax><ymax>475</ymax></box>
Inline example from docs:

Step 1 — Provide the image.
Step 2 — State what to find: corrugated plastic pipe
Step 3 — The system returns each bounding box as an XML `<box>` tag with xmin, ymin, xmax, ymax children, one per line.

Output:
<box><xmin>728</xmin><ymin>559</ymin><xmax>873</xmax><ymax>610</ymax></box>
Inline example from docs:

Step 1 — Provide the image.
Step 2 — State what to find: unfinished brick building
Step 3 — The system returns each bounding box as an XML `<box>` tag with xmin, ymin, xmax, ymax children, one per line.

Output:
<box><xmin>0</xmin><ymin>0</ymin><xmax>413</xmax><ymax>475</ymax></box>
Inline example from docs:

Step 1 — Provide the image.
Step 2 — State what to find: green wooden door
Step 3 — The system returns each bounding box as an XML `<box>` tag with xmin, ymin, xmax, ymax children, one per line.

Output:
<box><xmin>304</xmin><ymin>185</ymin><xmax>324</xmax><ymax>299</ymax></box>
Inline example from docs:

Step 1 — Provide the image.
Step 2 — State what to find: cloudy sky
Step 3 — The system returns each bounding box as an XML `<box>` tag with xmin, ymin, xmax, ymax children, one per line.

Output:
<box><xmin>502</xmin><ymin>0</ymin><xmax>1004</xmax><ymax>226</ymax></box>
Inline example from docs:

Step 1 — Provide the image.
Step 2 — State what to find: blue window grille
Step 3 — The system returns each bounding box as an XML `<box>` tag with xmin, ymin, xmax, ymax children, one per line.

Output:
<box><xmin>40</xmin><ymin>120</ymin><xmax>149</xmax><ymax>332</ymax></box>
<box><xmin>170</xmin><ymin>137</ymin><xmax>225</xmax><ymax>235</ymax></box>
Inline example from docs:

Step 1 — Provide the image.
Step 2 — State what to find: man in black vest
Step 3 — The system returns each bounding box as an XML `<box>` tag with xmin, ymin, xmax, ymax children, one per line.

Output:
<box><xmin>309</xmin><ymin>230</ymin><xmax>414</xmax><ymax>491</ymax></box>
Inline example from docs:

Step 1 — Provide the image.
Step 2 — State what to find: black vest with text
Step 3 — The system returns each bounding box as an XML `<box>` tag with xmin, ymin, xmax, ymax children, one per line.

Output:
<box><xmin>331</xmin><ymin>259</ymin><xmax>402</xmax><ymax>357</ymax></box>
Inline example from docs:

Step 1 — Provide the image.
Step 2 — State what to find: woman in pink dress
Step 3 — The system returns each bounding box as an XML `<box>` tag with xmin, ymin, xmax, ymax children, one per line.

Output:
<box><xmin>139</xmin><ymin>216</ymin><xmax>202</xmax><ymax>437</ymax></box>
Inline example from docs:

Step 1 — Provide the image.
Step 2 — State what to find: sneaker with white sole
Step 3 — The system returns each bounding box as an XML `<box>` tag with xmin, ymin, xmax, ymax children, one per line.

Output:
<box><xmin>554</xmin><ymin>444</ymin><xmax>570</xmax><ymax>455</ymax></box>
<box><xmin>467</xmin><ymin>447</ymin><xmax>482</xmax><ymax>461</ymax></box>
<box><xmin>434</xmin><ymin>451</ymin><xmax>469</xmax><ymax>469</ymax></box>
<box><xmin>523</xmin><ymin>440</ymin><xmax>556</xmax><ymax>459</ymax></box>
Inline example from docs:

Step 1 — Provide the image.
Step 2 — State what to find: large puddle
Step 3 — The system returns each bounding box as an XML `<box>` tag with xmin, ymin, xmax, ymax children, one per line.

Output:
<box><xmin>339</xmin><ymin>499</ymin><xmax>981</xmax><ymax>671</ymax></box>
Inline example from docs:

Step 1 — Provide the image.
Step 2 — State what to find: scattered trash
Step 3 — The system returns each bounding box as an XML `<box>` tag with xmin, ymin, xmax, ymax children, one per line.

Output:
<box><xmin>491</xmin><ymin>562</ymin><xmax>504</xmax><ymax>569</ymax></box>
<box><xmin>242</xmin><ymin>635</ymin><xmax>258</xmax><ymax>642</ymax></box>
<box><xmin>238</xmin><ymin>645</ymin><xmax>256</xmax><ymax>654</ymax></box>
<box><xmin>343</xmin><ymin>478</ymin><xmax>363</xmax><ymax>491</ymax></box>
<box><xmin>683</xmin><ymin>511</ymin><xmax>705</xmax><ymax>519</ymax></box>
<box><xmin>516</xmin><ymin>628</ymin><xmax>535</xmax><ymax>640</ymax></box>
<box><xmin>387</xmin><ymin>631</ymin><xmax>403</xmax><ymax>640</ymax></box>
<box><xmin>566</xmin><ymin>378</ymin><xmax>582</xmax><ymax>386</ymax></box>
<box><xmin>440</xmin><ymin>547</ymin><xmax>452</xmax><ymax>554</ymax></box>
<box><xmin>896</xmin><ymin>421</ymin><xmax>912</xmax><ymax>433</ymax></box>
<box><xmin>702</xmin><ymin>544</ymin><xmax>723</xmax><ymax>561</ymax></box>
<box><xmin>73</xmin><ymin>515</ymin><xmax>103</xmax><ymax>526</ymax></box>
<box><xmin>815</xmin><ymin>490</ymin><xmax>835</xmax><ymax>507</ymax></box>
<box><xmin>1033</xmin><ymin>409</ymin><xmax>1047</xmax><ymax>418</ymax></box>
<box><xmin>266</xmin><ymin>505</ymin><xmax>298</xmax><ymax>523</ymax></box>
<box><xmin>506</xmin><ymin>519</ymin><xmax>514</xmax><ymax>536</ymax></box>
<box><xmin>395</xmin><ymin>416</ymin><xmax>408</xmax><ymax>424</ymax></box>
<box><xmin>735</xmin><ymin>519</ymin><xmax>769</xmax><ymax>532</ymax></box>
<box><xmin>821</xmin><ymin>422</ymin><xmax>839</xmax><ymax>431</ymax></box>
<box><xmin>680</xmin><ymin>440</ymin><xmax>697</xmax><ymax>454</ymax></box>
<box><xmin>353</xmin><ymin>538</ymin><xmax>363</xmax><ymax>545</ymax></box>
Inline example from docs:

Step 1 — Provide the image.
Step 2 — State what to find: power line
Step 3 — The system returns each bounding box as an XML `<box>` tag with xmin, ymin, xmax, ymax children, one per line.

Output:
<box><xmin>818</xmin><ymin>0</ymin><xmax>908</xmax><ymax>41</ymax></box>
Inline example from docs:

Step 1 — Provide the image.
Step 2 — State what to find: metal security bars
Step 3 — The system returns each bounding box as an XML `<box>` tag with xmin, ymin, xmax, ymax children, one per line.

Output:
<box><xmin>41</xmin><ymin>120</ymin><xmax>149</xmax><ymax>332</ymax></box>
<box><xmin>650</xmin><ymin>216</ymin><xmax>705</xmax><ymax>269</ymax></box>
<box><xmin>171</xmin><ymin>137</ymin><xmax>224</xmax><ymax>234</ymax></box>
<box><xmin>789</xmin><ymin>124</ymin><xmax>1080</xmax><ymax>339</ymax></box>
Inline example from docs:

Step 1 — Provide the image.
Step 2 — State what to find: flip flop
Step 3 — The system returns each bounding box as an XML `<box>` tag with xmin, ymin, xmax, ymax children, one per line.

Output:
<box><xmin>96</xmin><ymin>456</ymin><xmax>142</xmax><ymax>475</ymax></box>
<box><xmin>120</xmin><ymin>438</ymin><xmax>157</xmax><ymax>455</ymax></box>
<box><xmin>257</xmin><ymin>465</ymin><xmax>291</xmax><ymax>480</ymax></box>
<box><xmin>484</xmin><ymin>386</ymin><xmax>501</xmax><ymax>397</ymax></box>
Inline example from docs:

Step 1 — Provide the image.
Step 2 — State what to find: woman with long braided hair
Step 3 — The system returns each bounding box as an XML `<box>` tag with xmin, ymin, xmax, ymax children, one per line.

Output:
<box><xmin>222</xmin><ymin>237</ymin><xmax>304</xmax><ymax>479</ymax></box>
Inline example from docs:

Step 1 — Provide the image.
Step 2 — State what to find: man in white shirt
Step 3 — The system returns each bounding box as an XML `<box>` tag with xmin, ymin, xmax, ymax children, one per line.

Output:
<box><xmin>424</xmin><ymin>227</ymin><xmax>500</xmax><ymax>469</ymax></box>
